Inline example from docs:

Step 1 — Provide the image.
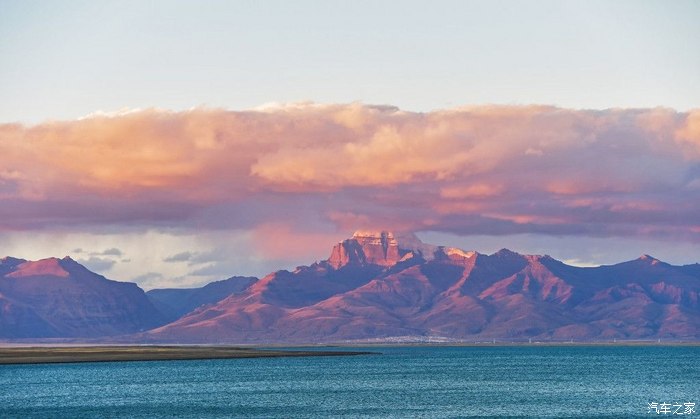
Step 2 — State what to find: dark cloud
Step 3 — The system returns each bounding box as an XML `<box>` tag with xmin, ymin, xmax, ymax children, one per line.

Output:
<box><xmin>84</xmin><ymin>247</ymin><xmax>124</xmax><ymax>257</ymax></box>
<box><xmin>100</xmin><ymin>248</ymin><xmax>123</xmax><ymax>256</ymax></box>
<box><xmin>163</xmin><ymin>251</ymin><xmax>195</xmax><ymax>263</ymax></box>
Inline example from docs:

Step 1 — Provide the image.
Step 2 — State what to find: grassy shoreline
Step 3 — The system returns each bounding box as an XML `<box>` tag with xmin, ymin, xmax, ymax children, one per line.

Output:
<box><xmin>2</xmin><ymin>341</ymin><xmax>699</xmax><ymax>365</ymax></box>
<box><xmin>0</xmin><ymin>346</ymin><xmax>376</xmax><ymax>365</ymax></box>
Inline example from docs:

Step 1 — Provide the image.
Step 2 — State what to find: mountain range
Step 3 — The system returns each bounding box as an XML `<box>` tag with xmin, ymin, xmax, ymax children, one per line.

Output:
<box><xmin>2</xmin><ymin>231</ymin><xmax>699</xmax><ymax>342</ymax></box>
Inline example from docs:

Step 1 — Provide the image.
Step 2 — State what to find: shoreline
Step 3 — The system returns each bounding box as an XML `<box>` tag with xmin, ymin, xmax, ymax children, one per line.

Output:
<box><xmin>0</xmin><ymin>346</ymin><xmax>376</xmax><ymax>365</ymax></box>
<box><xmin>1</xmin><ymin>341</ymin><xmax>698</xmax><ymax>365</ymax></box>
<box><xmin>326</xmin><ymin>341</ymin><xmax>700</xmax><ymax>347</ymax></box>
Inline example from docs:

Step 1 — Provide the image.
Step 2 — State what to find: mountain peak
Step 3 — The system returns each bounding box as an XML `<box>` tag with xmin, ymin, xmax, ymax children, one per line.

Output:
<box><xmin>351</xmin><ymin>230</ymin><xmax>395</xmax><ymax>240</ymax></box>
<box><xmin>328</xmin><ymin>230</ymin><xmax>402</xmax><ymax>269</ymax></box>
<box><xmin>444</xmin><ymin>247</ymin><xmax>476</xmax><ymax>259</ymax></box>
<box><xmin>1</xmin><ymin>256</ymin><xmax>26</xmax><ymax>265</ymax></box>
<box><xmin>349</xmin><ymin>230</ymin><xmax>398</xmax><ymax>258</ymax></box>
<box><xmin>493</xmin><ymin>248</ymin><xmax>523</xmax><ymax>258</ymax></box>
<box><xmin>0</xmin><ymin>256</ymin><xmax>165</xmax><ymax>339</ymax></box>
<box><xmin>638</xmin><ymin>254</ymin><xmax>663</xmax><ymax>265</ymax></box>
<box><xmin>0</xmin><ymin>256</ymin><xmax>27</xmax><ymax>276</ymax></box>
<box><xmin>5</xmin><ymin>257</ymin><xmax>71</xmax><ymax>278</ymax></box>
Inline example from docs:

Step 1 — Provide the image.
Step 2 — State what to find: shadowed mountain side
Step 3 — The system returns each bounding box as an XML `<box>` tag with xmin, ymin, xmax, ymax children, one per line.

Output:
<box><xmin>3</xmin><ymin>232</ymin><xmax>699</xmax><ymax>342</ymax></box>
<box><xmin>0</xmin><ymin>256</ymin><xmax>166</xmax><ymax>338</ymax></box>
<box><xmin>146</xmin><ymin>276</ymin><xmax>258</xmax><ymax>322</ymax></box>
<box><xmin>144</xmin><ymin>232</ymin><xmax>700</xmax><ymax>343</ymax></box>
<box><xmin>144</xmin><ymin>263</ymin><xmax>386</xmax><ymax>342</ymax></box>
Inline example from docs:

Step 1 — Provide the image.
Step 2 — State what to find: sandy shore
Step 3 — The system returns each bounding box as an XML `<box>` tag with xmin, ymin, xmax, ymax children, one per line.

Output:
<box><xmin>0</xmin><ymin>346</ymin><xmax>376</xmax><ymax>365</ymax></box>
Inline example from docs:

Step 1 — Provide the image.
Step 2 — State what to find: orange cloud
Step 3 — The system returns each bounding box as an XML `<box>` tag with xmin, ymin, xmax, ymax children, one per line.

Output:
<box><xmin>251</xmin><ymin>223</ymin><xmax>346</xmax><ymax>261</ymax></box>
<box><xmin>1</xmin><ymin>103</ymin><xmax>699</xmax><ymax>242</ymax></box>
<box><xmin>675</xmin><ymin>110</ymin><xmax>700</xmax><ymax>155</ymax></box>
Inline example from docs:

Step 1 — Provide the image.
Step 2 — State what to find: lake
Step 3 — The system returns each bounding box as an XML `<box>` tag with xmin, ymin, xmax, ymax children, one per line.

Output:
<box><xmin>1</xmin><ymin>346</ymin><xmax>698</xmax><ymax>417</ymax></box>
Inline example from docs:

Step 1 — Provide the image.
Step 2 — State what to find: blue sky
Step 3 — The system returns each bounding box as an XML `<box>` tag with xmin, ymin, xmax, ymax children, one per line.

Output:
<box><xmin>1</xmin><ymin>0</ymin><xmax>699</xmax><ymax>123</ymax></box>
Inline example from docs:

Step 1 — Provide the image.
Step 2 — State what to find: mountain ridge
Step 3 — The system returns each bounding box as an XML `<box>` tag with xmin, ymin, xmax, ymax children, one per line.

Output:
<box><xmin>2</xmin><ymin>231</ymin><xmax>700</xmax><ymax>342</ymax></box>
<box><xmin>143</xmin><ymin>231</ymin><xmax>700</xmax><ymax>343</ymax></box>
<box><xmin>146</xmin><ymin>276</ymin><xmax>258</xmax><ymax>321</ymax></box>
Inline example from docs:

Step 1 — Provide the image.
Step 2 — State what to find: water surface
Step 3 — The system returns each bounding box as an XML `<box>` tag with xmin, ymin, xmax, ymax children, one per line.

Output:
<box><xmin>1</xmin><ymin>346</ymin><xmax>698</xmax><ymax>417</ymax></box>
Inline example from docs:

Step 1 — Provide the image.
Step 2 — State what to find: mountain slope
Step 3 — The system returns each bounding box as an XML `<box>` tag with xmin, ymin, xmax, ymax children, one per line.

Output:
<box><xmin>0</xmin><ymin>256</ymin><xmax>166</xmax><ymax>339</ymax></box>
<box><xmin>146</xmin><ymin>232</ymin><xmax>700</xmax><ymax>343</ymax></box>
<box><xmin>146</xmin><ymin>276</ymin><xmax>258</xmax><ymax>321</ymax></box>
<box><xmin>4</xmin><ymin>232</ymin><xmax>699</xmax><ymax>342</ymax></box>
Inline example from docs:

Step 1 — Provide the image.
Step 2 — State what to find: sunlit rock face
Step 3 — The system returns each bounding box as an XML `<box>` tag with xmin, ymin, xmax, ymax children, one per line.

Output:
<box><xmin>328</xmin><ymin>231</ymin><xmax>403</xmax><ymax>268</ymax></box>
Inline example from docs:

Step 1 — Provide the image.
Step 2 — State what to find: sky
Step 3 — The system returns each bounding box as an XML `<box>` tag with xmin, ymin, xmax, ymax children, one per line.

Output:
<box><xmin>1</xmin><ymin>1</ymin><xmax>699</xmax><ymax>289</ymax></box>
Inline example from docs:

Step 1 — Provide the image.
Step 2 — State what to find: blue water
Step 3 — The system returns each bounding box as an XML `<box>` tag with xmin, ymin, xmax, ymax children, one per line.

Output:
<box><xmin>1</xmin><ymin>346</ymin><xmax>698</xmax><ymax>418</ymax></box>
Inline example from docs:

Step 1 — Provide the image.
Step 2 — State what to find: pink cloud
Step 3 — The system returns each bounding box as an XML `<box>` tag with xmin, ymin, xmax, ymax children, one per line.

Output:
<box><xmin>675</xmin><ymin>110</ymin><xmax>700</xmax><ymax>155</ymax></box>
<box><xmin>250</xmin><ymin>223</ymin><xmax>345</xmax><ymax>261</ymax></box>
<box><xmin>1</xmin><ymin>103</ymin><xmax>699</xmax><ymax>243</ymax></box>
<box><xmin>440</xmin><ymin>183</ymin><xmax>504</xmax><ymax>199</ymax></box>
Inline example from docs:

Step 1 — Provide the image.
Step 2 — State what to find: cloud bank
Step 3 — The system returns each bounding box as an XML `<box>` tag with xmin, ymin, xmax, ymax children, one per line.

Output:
<box><xmin>2</xmin><ymin>103</ymin><xmax>699</xmax><ymax>243</ymax></box>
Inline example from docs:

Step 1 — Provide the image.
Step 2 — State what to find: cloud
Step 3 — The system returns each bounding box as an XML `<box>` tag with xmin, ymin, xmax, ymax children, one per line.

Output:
<box><xmin>77</xmin><ymin>256</ymin><xmax>116</xmax><ymax>273</ymax></box>
<box><xmin>162</xmin><ymin>249</ymin><xmax>232</xmax><ymax>265</ymax></box>
<box><xmin>73</xmin><ymin>248</ymin><xmax>125</xmax><ymax>269</ymax></box>
<box><xmin>130</xmin><ymin>272</ymin><xmax>164</xmax><ymax>290</ymax></box>
<box><xmin>1</xmin><ymin>103</ymin><xmax>699</xmax><ymax>245</ymax></box>
<box><xmin>95</xmin><ymin>247</ymin><xmax>123</xmax><ymax>256</ymax></box>
<box><xmin>188</xmin><ymin>263</ymin><xmax>235</xmax><ymax>277</ymax></box>
<box><xmin>251</xmin><ymin>222</ymin><xmax>345</xmax><ymax>261</ymax></box>
<box><xmin>132</xmin><ymin>272</ymin><xmax>163</xmax><ymax>282</ymax></box>
<box><xmin>163</xmin><ymin>251</ymin><xmax>195</xmax><ymax>263</ymax></box>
